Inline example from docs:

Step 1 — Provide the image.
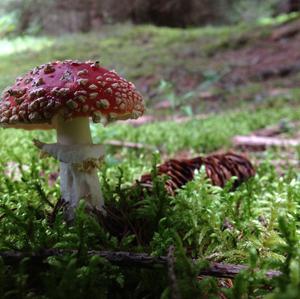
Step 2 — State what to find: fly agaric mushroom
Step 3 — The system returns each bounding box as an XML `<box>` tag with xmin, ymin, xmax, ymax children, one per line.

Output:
<box><xmin>0</xmin><ymin>60</ymin><xmax>144</xmax><ymax>220</ymax></box>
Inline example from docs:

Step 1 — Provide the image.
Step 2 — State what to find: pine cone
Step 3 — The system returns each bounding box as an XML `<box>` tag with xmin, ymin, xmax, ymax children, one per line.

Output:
<box><xmin>138</xmin><ymin>152</ymin><xmax>255</xmax><ymax>195</ymax></box>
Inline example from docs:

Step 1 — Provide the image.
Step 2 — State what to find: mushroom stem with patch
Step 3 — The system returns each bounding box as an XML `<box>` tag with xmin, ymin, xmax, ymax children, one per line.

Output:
<box><xmin>34</xmin><ymin>115</ymin><xmax>105</xmax><ymax>220</ymax></box>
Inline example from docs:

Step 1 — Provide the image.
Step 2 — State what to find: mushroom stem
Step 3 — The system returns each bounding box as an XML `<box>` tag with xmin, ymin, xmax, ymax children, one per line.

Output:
<box><xmin>53</xmin><ymin>116</ymin><xmax>105</xmax><ymax>220</ymax></box>
<box><xmin>56</xmin><ymin>116</ymin><xmax>92</xmax><ymax>145</ymax></box>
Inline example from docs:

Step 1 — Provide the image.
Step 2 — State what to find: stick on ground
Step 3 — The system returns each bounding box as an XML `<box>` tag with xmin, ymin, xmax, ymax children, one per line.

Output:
<box><xmin>0</xmin><ymin>250</ymin><xmax>282</xmax><ymax>279</ymax></box>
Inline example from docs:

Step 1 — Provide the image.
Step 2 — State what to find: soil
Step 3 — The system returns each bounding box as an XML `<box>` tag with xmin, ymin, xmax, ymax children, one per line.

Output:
<box><xmin>216</xmin><ymin>20</ymin><xmax>300</xmax><ymax>87</ymax></box>
<box><xmin>135</xmin><ymin>19</ymin><xmax>300</xmax><ymax>121</ymax></box>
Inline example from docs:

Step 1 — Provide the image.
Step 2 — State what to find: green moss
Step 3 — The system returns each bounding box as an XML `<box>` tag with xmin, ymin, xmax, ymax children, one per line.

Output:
<box><xmin>1</xmin><ymin>23</ymin><xmax>300</xmax><ymax>297</ymax></box>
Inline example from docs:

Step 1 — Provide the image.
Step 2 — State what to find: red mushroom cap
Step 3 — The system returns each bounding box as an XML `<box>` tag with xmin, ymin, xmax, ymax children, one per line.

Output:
<box><xmin>0</xmin><ymin>60</ymin><xmax>144</xmax><ymax>129</ymax></box>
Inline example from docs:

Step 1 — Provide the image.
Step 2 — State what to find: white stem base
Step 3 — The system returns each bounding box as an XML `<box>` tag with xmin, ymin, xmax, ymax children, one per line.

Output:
<box><xmin>34</xmin><ymin>140</ymin><xmax>106</xmax><ymax>220</ymax></box>
<box><xmin>60</xmin><ymin>162</ymin><xmax>104</xmax><ymax>220</ymax></box>
<box><xmin>34</xmin><ymin>115</ymin><xmax>106</xmax><ymax>221</ymax></box>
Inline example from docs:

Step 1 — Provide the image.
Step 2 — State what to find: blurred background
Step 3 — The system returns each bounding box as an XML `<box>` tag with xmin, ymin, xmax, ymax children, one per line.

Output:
<box><xmin>0</xmin><ymin>0</ymin><xmax>300</xmax><ymax>155</ymax></box>
<box><xmin>0</xmin><ymin>0</ymin><xmax>298</xmax><ymax>35</ymax></box>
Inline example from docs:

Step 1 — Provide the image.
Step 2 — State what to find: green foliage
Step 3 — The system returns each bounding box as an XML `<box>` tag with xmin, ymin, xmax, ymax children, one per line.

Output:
<box><xmin>1</xmin><ymin>142</ymin><xmax>300</xmax><ymax>297</ymax></box>
<box><xmin>1</xmin><ymin>21</ymin><xmax>300</xmax><ymax>297</ymax></box>
<box><xmin>1</xmin><ymin>90</ymin><xmax>300</xmax><ymax>296</ymax></box>
<box><xmin>44</xmin><ymin>255</ymin><xmax>123</xmax><ymax>299</ymax></box>
<box><xmin>157</xmin><ymin>80</ymin><xmax>195</xmax><ymax>115</ymax></box>
<box><xmin>265</xmin><ymin>217</ymin><xmax>300</xmax><ymax>299</ymax></box>
<box><xmin>229</xmin><ymin>0</ymin><xmax>281</xmax><ymax>23</ymax></box>
<box><xmin>0</xmin><ymin>12</ymin><xmax>17</xmax><ymax>37</ymax></box>
<box><xmin>259</xmin><ymin>12</ymin><xmax>300</xmax><ymax>26</ymax></box>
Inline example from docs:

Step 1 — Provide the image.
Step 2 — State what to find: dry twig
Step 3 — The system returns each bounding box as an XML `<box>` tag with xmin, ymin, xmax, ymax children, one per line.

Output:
<box><xmin>0</xmin><ymin>250</ymin><xmax>282</xmax><ymax>279</ymax></box>
<box><xmin>233</xmin><ymin>135</ymin><xmax>300</xmax><ymax>149</ymax></box>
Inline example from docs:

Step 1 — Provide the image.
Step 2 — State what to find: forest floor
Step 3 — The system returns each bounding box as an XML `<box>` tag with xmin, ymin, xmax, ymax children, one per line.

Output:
<box><xmin>1</xmin><ymin>17</ymin><xmax>300</xmax><ymax>175</ymax></box>
<box><xmin>1</xmin><ymin>17</ymin><xmax>300</xmax><ymax>298</ymax></box>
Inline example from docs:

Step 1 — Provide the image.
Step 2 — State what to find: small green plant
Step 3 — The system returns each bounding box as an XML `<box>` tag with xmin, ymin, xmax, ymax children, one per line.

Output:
<box><xmin>0</xmin><ymin>12</ymin><xmax>17</xmax><ymax>37</ymax></box>
<box><xmin>229</xmin><ymin>0</ymin><xmax>281</xmax><ymax>24</ymax></box>
<box><xmin>157</xmin><ymin>79</ymin><xmax>195</xmax><ymax>116</ymax></box>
